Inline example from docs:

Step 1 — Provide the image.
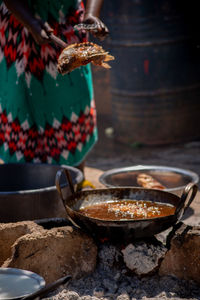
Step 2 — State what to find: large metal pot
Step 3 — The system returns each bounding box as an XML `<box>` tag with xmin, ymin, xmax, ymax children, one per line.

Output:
<box><xmin>56</xmin><ymin>169</ymin><xmax>198</xmax><ymax>242</ymax></box>
<box><xmin>0</xmin><ymin>163</ymin><xmax>83</xmax><ymax>222</ymax></box>
<box><xmin>99</xmin><ymin>165</ymin><xmax>199</xmax><ymax>197</ymax></box>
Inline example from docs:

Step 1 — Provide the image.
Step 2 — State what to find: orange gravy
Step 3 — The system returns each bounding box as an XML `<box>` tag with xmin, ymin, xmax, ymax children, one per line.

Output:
<box><xmin>79</xmin><ymin>200</ymin><xmax>176</xmax><ymax>221</ymax></box>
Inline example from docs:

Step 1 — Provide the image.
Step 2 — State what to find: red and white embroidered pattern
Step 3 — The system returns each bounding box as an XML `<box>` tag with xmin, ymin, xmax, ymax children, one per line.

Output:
<box><xmin>0</xmin><ymin>2</ymin><xmax>87</xmax><ymax>87</ymax></box>
<box><xmin>0</xmin><ymin>101</ymin><xmax>96</xmax><ymax>163</ymax></box>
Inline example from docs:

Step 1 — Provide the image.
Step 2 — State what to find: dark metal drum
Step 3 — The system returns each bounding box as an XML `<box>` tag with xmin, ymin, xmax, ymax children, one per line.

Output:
<box><xmin>102</xmin><ymin>0</ymin><xmax>200</xmax><ymax>145</ymax></box>
<box><xmin>56</xmin><ymin>169</ymin><xmax>198</xmax><ymax>242</ymax></box>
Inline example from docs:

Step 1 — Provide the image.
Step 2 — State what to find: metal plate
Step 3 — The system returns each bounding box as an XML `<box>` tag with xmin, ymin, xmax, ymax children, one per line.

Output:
<box><xmin>0</xmin><ymin>268</ymin><xmax>45</xmax><ymax>300</ymax></box>
<box><xmin>99</xmin><ymin>165</ymin><xmax>199</xmax><ymax>195</ymax></box>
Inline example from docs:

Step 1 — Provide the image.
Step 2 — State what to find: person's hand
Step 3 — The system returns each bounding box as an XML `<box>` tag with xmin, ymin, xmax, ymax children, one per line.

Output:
<box><xmin>28</xmin><ymin>20</ymin><xmax>53</xmax><ymax>45</ymax></box>
<box><xmin>82</xmin><ymin>14</ymin><xmax>109</xmax><ymax>40</ymax></box>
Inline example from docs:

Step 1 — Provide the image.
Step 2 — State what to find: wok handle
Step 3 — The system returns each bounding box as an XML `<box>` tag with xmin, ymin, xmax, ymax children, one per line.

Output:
<box><xmin>55</xmin><ymin>169</ymin><xmax>66</xmax><ymax>202</ymax></box>
<box><xmin>175</xmin><ymin>182</ymin><xmax>198</xmax><ymax>219</ymax></box>
<box><xmin>55</xmin><ymin>168</ymin><xmax>76</xmax><ymax>200</ymax></box>
<box><xmin>55</xmin><ymin>168</ymin><xmax>80</xmax><ymax>228</ymax></box>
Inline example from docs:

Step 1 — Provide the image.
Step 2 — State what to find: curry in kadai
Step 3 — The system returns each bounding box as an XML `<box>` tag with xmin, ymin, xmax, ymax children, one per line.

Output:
<box><xmin>79</xmin><ymin>200</ymin><xmax>176</xmax><ymax>221</ymax></box>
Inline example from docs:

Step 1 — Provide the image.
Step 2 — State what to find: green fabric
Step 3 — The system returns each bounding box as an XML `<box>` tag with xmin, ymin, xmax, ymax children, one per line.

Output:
<box><xmin>29</xmin><ymin>0</ymin><xmax>78</xmax><ymax>22</ymax></box>
<box><xmin>0</xmin><ymin>0</ymin><xmax>98</xmax><ymax>166</ymax></box>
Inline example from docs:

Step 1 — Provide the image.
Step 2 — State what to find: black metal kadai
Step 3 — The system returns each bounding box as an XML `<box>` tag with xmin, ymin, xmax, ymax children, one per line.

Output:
<box><xmin>56</xmin><ymin>168</ymin><xmax>197</xmax><ymax>242</ymax></box>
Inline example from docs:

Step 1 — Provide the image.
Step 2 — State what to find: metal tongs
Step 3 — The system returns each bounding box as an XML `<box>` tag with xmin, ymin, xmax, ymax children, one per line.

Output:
<box><xmin>74</xmin><ymin>23</ymin><xmax>99</xmax><ymax>33</ymax></box>
<box><xmin>40</xmin><ymin>22</ymin><xmax>68</xmax><ymax>49</ymax></box>
<box><xmin>47</xmin><ymin>24</ymin><xmax>98</xmax><ymax>49</ymax></box>
<box><xmin>49</xmin><ymin>33</ymin><xmax>68</xmax><ymax>49</ymax></box>
<box><xmin>47</xmin><ymin>23</ymin><xmax>106</xmax><ymax>49</ymax></box>
<box><xmin>74</xmin><ymin>23</ymin><xmax>109</xmax><ymax>40</ymax></box>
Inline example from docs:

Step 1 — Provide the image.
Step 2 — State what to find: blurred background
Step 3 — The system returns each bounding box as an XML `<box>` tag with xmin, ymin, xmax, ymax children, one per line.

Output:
<box><xmin>91</xmin><ymin>0</ymin><xmax>200</xmax><ymax>149</ymax></box>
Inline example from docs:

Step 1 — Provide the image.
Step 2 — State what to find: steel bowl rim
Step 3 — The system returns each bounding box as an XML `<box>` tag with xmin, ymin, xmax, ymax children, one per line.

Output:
<box><xmin>99</xmin><ymin>165</ymin><xmax>199</xmax><ymax>192</ymax></box>
<box><xmin>0</xmin><ymin>163</ymin><xmax>83</xmax><ymax>195</ymax></box>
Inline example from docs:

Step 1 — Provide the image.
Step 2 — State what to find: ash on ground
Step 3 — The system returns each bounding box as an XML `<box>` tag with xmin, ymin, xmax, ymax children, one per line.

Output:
<box><xmin>46</xmin><ymin>243</ymin><xmax>200</xmax><ymax>300</ymax></box>
<box><xmin>121</xmin><ymin>242</ymin><xmax>167</xmax><ymax>276</ymax></box>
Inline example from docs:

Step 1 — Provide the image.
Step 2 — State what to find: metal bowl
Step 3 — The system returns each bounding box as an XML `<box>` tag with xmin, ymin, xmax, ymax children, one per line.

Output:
<box><xmin>0</xmin><ymin>163</ymin><xmax>83</xmax><ymax>223</ymax></box>
<box><xmin>99</xmin><ymin>165</ymin><xmax>199</xmax><ymax>196</ymax></box>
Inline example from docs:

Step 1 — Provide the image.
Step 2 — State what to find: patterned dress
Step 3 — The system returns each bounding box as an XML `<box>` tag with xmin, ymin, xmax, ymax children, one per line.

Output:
<box><xmin>0</xmin><ymin>0</ymin><xmax>97</xmax><ymax>166</ymax></box>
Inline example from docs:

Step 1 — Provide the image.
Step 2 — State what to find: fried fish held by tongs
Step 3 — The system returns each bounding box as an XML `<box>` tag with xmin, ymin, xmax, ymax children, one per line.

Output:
<box><xmin>57</xmin><ymin>42</ymin><xmax>114</xmax><ymax>75</ymax></box>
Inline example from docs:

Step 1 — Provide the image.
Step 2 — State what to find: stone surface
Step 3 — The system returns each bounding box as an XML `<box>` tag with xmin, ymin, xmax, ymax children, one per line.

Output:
<box><xmin>3</xmin><ymin>225</ymin><xmax>97</xmax><ymax>284</ymax></box>
<box><xmin>52</xmin><ymin>241</ymin><xmax>200</xmax><ymax>300</ymax></box>
<box><xmin>159</xmin><ymin>222</ymin><xmax>200</xmax><ymax>284</ymax></box>
<box><xmin>0</xmin><ymin>221</ymin><xmax>42</xmax><ymax>266</ymax></box>
<box><xmin>122</xmin><ymin>241</ymin><xmax>167</xmax><ymax>277</ymax></box>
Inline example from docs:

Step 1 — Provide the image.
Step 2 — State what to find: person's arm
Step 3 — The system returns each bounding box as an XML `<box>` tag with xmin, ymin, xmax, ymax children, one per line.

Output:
<box><xmin>3</xmin><ymin>0</ymin><xmax>53</xmax><ymax>44</ymax></box>
<box><xmin>84</xmin><ymin>0</ymin><xmax>103</xmax><ymax>18</ymax></box>
<box><xmin>83</xmin><ymin>0</ymin><xmax>109</xmax><ymax>39</ymax></box>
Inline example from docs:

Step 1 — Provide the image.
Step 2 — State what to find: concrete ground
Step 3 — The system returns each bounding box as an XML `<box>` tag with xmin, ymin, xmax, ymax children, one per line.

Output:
<box><xmin>85</xmin><ymin>114</ymin><xmax>200</xmax><ymax>227</ymax></box>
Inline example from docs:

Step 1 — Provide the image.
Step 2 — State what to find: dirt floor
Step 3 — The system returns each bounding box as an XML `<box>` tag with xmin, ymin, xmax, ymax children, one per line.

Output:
<box><xmin>85</xmin><ymin>114</ymin><xmax>200</xmax><ymax>227</ymax></box>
